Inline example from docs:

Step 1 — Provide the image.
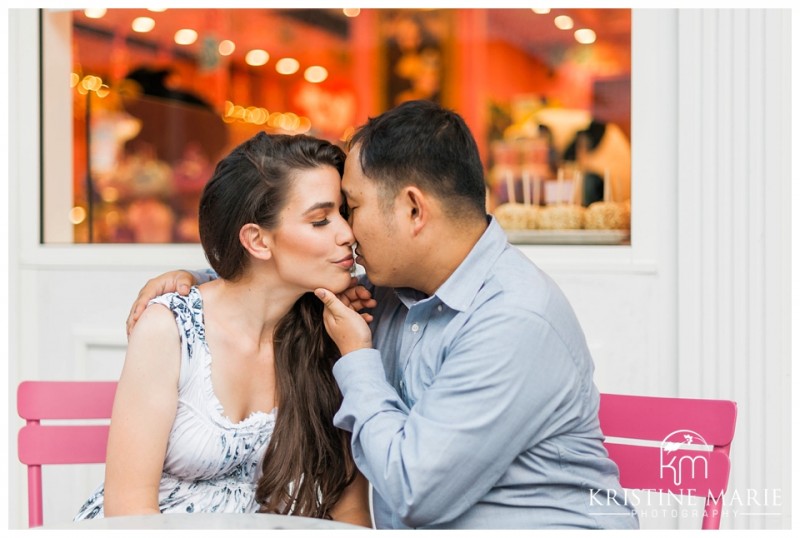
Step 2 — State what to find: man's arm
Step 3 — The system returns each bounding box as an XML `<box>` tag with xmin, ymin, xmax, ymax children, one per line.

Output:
<box><xmin>125</xmin><ymin>269</ymin><xmax>216</xmax><ymax>336</ymax></box>
<box><xmin>128</xmin><ymin>273</ymin><xmax>373</xmax><ymax>336</ymax></box>
<box><xmin>322</xmin><ymin>296</ymin><xmax>582</xmax><ymax>528</ymax></box>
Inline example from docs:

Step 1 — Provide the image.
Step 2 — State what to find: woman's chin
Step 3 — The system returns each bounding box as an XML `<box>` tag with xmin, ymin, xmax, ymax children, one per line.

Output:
<box><xmin>331</xmin><ymin>273</ymin><xmax>355</xmax><ymax>294</ymax></box>
<box><xmin>309</xmin><ymin>273</ymin><xmax>353</xmax><ymax>295</ymax></box>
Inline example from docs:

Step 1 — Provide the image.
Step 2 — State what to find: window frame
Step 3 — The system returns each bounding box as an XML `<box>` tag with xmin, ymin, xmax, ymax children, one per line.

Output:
<box><xmin>29</xmin><ymin>9</ymin><xmax>667</xmax><ymax>274</ymax></box>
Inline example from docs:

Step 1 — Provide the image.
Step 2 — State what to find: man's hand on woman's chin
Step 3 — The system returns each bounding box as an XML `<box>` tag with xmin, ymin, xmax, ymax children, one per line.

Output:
<box><xmin>315</xmin><ymin>288</ymin><xmax>374</xmax><ymax>356</ymax></box>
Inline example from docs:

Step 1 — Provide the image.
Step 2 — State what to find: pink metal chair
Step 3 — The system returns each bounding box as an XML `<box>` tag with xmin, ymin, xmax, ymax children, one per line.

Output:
<box><xmin>598</xmin><ymin>393</ymin><xmax>737</xmax><ymax>530</ymax></box>
<box><xmin>17</xmin><ymin>380</ymin><xmax>117</xmax><ymax>527</ymax></box>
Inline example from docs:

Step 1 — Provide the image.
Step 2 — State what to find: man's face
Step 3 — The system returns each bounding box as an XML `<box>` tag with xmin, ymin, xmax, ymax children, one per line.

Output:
<box><xmin>342</xmin><ymin>145</ymin><xmax>403</xmax><ymax>287</ymax></box>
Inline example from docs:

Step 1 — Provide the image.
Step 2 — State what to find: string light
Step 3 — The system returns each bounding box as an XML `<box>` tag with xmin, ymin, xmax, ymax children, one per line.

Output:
<box><xmin>69</xmin><ymin>207</ymin><xmax>87</xmax><ymax>225</ymax></box>
<box><xmin>574</xmin><ymin>28</ymin><xmax>596</xmax><ymax>44</ymax></box>
<box><xmin>131</xmin><ymin>17</ymin><xmax>155</xmax><ymax>33</ymax></box>
<box><xmin>84</xmin><ymin>9</ymin><xmax>107</xmax><ymax>19</ymax></box>
<box><xmin>222</xmin><ymin>100</ymin><xmax>311</xmax><ymax>133</ymax></box>
<box><xmin>304</xmin><ymin>66</ymin><xmax>328</xmax><ymax>83</ymax></box>
<box><xmin>554</xmin><ymin>15</ymin><xmax>574</xmax><ymax>30</ymax></box>
<box><xmin>246</xmin><ymin>49</ymin><xmax>270</xmax><ymax>67</ymax></box>
<box><xmin>218</xmin><ymin>40</ymin><xmax>236</xmax><ymax>56</ymax></box>
<box><xmin>276</xmin><ymin>58</ymin><xmax>300</xmax><ymax>75</ymax></box>
<box><xmin>174</xmin><ymin>29</ymin><xmax>198</xmax><ymax>45</ymax></box>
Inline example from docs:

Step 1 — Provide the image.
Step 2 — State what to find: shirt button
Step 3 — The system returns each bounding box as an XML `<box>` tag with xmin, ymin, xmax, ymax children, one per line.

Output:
<box><xmin>411</xmin><ymin>323</ymin><xmax>419</xmax><ymax>333</ymax></box>
<box><xmin>437</xmin><ymin>305</ymin><xmax>443</xmax><ymax>312</ymax></box>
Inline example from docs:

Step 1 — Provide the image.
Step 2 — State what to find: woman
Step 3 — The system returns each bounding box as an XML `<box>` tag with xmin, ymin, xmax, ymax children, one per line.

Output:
<box><xmin>75</xmin><ymin>132</ymin><xmax>371</xmax><ymax>526</ymax></box>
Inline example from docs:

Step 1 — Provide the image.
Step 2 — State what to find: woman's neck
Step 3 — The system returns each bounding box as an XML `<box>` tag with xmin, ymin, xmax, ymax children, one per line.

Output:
<box><xmin>198</xmin><ymin>272</ymin><xmax>304</xmax><ymax>345</ymax></box>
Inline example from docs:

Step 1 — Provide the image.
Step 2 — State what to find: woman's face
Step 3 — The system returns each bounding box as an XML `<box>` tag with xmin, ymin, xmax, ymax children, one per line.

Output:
<box><xmin>268</xmin><ymin>165</ymin><xmax>355</xmax><ymax>294</ymax></box>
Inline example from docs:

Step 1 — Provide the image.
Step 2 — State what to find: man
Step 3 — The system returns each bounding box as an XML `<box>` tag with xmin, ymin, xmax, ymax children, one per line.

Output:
<box><xmin>127</xmin><ymin>100</ymin><xmax>638</xmax><ymax>529</ymax></box>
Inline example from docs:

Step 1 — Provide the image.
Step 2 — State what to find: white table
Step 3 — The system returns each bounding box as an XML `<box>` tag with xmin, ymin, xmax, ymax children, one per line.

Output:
<box><xmin>46</xmin><ymin>512</ymin><xmax>368</xmax><ymax>530</ymax></box>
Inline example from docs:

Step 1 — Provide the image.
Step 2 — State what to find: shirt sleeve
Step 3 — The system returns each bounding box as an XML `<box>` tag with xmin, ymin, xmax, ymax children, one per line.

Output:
<box><xmin>188</xmin><ymin>268</ymin><xmax>218</xmax><ymax>285</ymax></box>
<box><xmin>332</xmin><ymin>305</ymin><xmax>585</xmax><ymax>528</ymax></box>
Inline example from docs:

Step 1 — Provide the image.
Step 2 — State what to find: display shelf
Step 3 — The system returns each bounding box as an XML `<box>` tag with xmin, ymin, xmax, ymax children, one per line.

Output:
<box><xmin>504</xmin><ymin>229</ymin><xmax>630</xmax><ymax>245</ymax></box>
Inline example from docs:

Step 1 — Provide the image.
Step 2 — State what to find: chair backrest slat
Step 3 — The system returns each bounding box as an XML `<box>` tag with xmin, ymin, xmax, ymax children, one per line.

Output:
<box><xmin>17</xmin><ymin>381</ymin><xmax>117</xmax><ymax>420</ymax></box>
<box><xmin>599</xmin><ymin>393</ymin><xmax>736</xmax><ymax>445</ymax></box>
<box><xmin>16</xmin><ymin>380</ymin><xmax>117</xmax><ymax>528</ymax></box>
<box><xmin>18</xmin><ymin>424</ymin><xmax>111</xmax><ymax>465</ymax></box>
<box><xmin>604</xmin><ymin>442</ymin><xmax>731</xmax><ymax>494</ymax></box>
<box><xmin>598</xmin><ymin>393</ymin><xmax>737</xmax><ymax>530</ymax></box>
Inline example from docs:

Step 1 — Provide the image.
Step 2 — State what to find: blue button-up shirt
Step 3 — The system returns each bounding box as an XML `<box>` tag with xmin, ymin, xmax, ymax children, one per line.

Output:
<box><xmin>333</xmin><ymin>217</ymin><xmax>638</xmax><ymax>529</ymax></box>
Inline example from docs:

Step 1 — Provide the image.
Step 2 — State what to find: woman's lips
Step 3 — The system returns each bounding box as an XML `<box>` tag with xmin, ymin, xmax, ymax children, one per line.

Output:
<box><xmin>334</xmin><ymin>255</ymin><xmax>354</xmax><ymax>269</ymax></box>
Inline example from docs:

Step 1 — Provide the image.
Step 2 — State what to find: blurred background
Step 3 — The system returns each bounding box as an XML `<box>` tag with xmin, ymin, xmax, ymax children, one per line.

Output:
<box><xmin>46</xmin><ymin>7</ymin><xmax>632</xmax><ymax>245</ymax></box>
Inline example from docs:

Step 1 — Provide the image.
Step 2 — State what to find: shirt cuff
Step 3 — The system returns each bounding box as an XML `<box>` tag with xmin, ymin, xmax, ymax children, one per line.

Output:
<box><xmin>332</xmin><ymin>348</ymin><xmax>385</xmax><ymax>393</ymax></box>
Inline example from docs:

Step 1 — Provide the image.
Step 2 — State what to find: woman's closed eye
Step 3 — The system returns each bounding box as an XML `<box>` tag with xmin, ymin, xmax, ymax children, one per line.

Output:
<box><xmin>311</xmin><ymin>218</ymin><xmax>330</xmax><ymax>227</ymax></box>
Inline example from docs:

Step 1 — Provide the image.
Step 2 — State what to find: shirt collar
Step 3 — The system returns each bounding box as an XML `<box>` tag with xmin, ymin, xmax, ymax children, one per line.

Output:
<box><xmin>395</xmin><ymin>216</ymin><xmax>506</xmax><ymax>312</ymax></box>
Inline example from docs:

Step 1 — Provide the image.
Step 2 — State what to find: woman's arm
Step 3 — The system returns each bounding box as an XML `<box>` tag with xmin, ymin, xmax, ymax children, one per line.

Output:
<box><xmin>329</xmin><ymin>471</ymin><xmax>372</xmax><ymax>528</ymax></box>
<box><xmin>104</xmin><ymin>304</ymin><xmax>181</xmax><ymax>516</ymax></box>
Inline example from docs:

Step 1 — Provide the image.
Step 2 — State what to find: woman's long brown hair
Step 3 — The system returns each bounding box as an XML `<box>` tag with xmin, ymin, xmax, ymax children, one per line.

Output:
<box><xmin>198</xmin><ymin>132</ymin><xmax>355</xmax><ymax>518</ymax></box>
<box><xmin>256</xmin><ymin>293</ymin><xmax>356</xmax><ymax>517</ymax></box>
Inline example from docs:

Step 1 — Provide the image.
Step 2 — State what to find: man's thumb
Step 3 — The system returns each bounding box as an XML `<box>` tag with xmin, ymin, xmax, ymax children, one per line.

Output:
<box><xmin>314</xmin><ymin>288</ymin><xmax>336</xmax><ymax>306</ymax></box>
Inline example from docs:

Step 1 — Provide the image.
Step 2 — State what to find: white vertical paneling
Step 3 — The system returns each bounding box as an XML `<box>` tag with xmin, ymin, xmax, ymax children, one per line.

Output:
<box><xmin>676</xmin><ymin>9</ymin><xmax>791</xmax><ymax>530</ymax></box>
<box><xmin>632</xmin><ymin>8</ymin><xmax>679</xmax><ymax>399</ymax></box>
<box><xmin>701</xmin><ymin>10</ymin><xmax>719</xmax><ymax>398</ymax></box>
<box><xmin>730</xmin><ymin>9</ymin><xmax>749</xmax><ymax>439</ymax></box>
<box><xmin>741</xmin><ymin>10</ymin><xmax>764</xmax><ymax>531</ymax></box>
<box><xmin>762</xmin><ymin>9</ymin><xmax>792</xmax><ymax>531</ymax></box>
<box><xmin>8</xmin><ymin>8</ymin><xmax>40</xmax><ymax>530</ymax></box>
<box><xmin>736</xmin><ymin>8</ymin><xmax>761</xmax><ymax>531</ymax></box>
<box><xmin>716</xmin><ymin>10</ymin><xmax>734</xmax><ymax>401</ymax></box>
<box><xmin>676</xmin><ymin>11</ymin><xmax>704</xmax><ymax>398</ymax></box>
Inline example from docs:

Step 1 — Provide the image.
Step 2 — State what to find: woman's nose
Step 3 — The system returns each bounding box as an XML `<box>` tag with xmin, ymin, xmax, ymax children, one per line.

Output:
<box><xmin>336</xmin><ymin>216</ymin><xmax>355</xmax><ymax>246</ymax></box>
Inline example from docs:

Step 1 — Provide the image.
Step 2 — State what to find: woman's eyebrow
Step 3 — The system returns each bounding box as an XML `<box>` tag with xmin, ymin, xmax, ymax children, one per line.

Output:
<box><xmin>302</xmin><ymin>201</ymin><xmax>335</xmax><ymax>215</ymax></box>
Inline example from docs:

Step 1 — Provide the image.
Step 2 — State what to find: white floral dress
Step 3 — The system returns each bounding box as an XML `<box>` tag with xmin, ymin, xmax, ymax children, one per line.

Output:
<box><xmin>75</xmin><ymin>287</ymin><xmax>276</xmax><ymax>519</ymax></box>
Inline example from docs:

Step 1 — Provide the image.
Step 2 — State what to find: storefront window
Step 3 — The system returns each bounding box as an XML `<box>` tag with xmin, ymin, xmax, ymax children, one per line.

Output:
<box><xmin>41</xmin><ymin>7</ymin><xmax>631</xmax><ymax>244</ymax></box>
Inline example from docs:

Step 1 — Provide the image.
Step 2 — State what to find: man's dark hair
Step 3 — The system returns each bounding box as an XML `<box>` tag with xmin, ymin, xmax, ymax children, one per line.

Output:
<box><xmin>348</xmin><ymin>99</ymin><xmax>487</xmax><ymax>219</ymax></box>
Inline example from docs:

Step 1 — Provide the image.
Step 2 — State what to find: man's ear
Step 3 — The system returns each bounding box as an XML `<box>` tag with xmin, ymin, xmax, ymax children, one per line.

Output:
<box><xmin>239</xmin><ymin>223</ymin><xmax>273</xmax><ymax>261</ymax></box>
<box><xmin>398</xmin><ymin>186</ymin><xmax>428</xmax><ymax>236</ymax></box>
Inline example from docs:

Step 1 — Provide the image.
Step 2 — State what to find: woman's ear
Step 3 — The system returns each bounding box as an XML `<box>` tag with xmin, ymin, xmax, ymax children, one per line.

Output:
<box><xmin>239</xmin><ymin>223</ymin><xmax>272</xmax><ymax>261</ymax></box>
